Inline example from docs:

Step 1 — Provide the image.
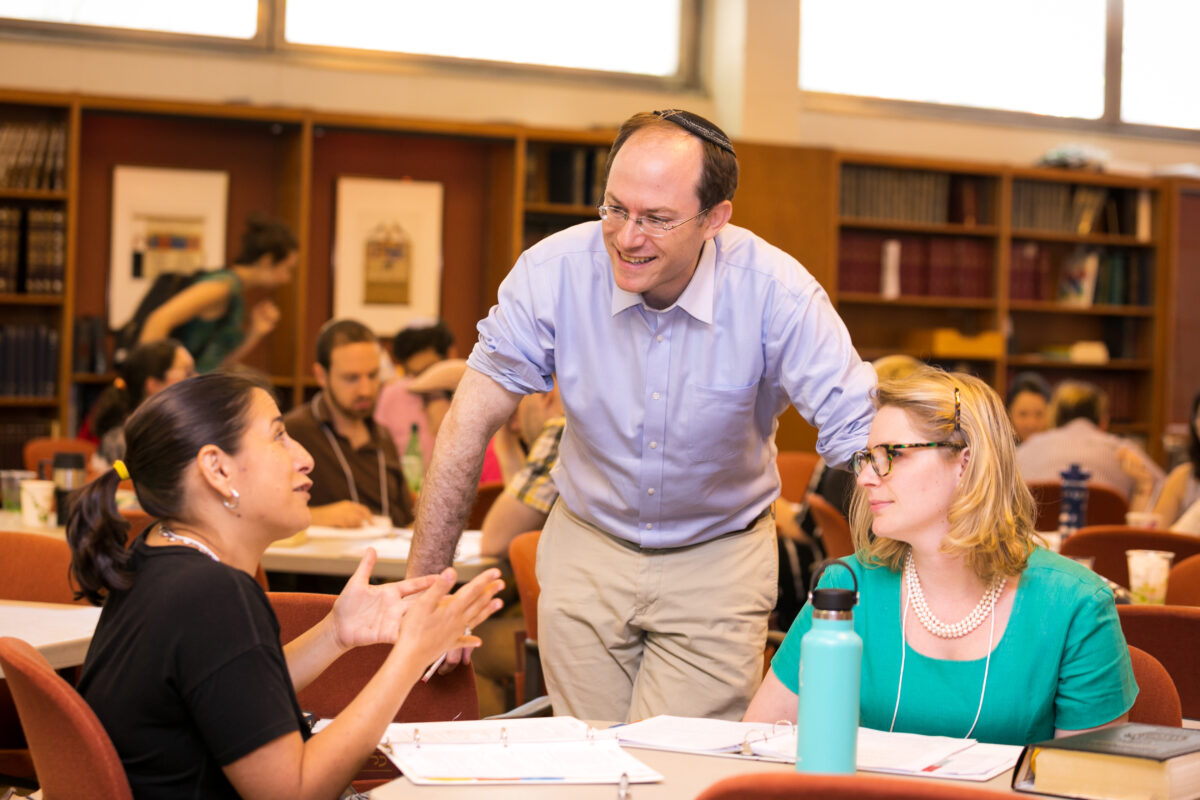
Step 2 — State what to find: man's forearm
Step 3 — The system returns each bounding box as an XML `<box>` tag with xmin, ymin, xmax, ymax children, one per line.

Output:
<box><xmin>407</xmin><ymin>368</ymin><xmax>521</xmax><ymax>577</ymax></box>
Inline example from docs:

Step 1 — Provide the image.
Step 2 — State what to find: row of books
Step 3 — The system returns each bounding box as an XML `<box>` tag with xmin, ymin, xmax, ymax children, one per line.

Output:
<box><xmin>1006</xmin><ymin>366</ymin><xmax>1143</xmax><ymax>424</ymax></box>
<box><xmin>1010</xmin><ymin>243</ymin><xmax>1153</xmax><ymax>307</ymax></box>
<box><xmin>1</xmin><ymin>323</ymin><xmax>60</xmax><ymax>398</ymax></box>
<box><xmin>840</xmin><ymin>167</ymin><xmax>995</xmax><ymax>226</ymax></box>
<box><xmin>0</xmin><ymin>122</ymin><xmax>68</xmax><ymax>192</ymax></box>
<box><xmin>0</xmin><ymin>419</ymin><xmax>53</xmax><ymax>470</ymax></box>
<box><xmin>72</xmin><ymin>316</ymin><xmax>110</xmax><ymax>376</ymax></box>
<box><xmin>1012</xmin><ymin>181</ymin><xmax>1153</xmax><ymax>239</ymax></box>
<box><xmin>838</xmin><ymin>232</ymin><xmax>993</xmax><ymax>298</ymax></box>
<box><xmin>0</xmin><ymin>204</ymin><xmax>67</xmax><ymax>294</ymax></box>
<box><xmin>525</xmin><ymin>144</ymin><xmax>607</xmax><ymax>207</ymax></box>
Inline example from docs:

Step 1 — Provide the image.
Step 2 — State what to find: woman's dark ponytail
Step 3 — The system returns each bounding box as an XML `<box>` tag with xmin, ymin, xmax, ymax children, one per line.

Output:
<box><xmin>66</xmin><ymin>468</ymin><xmax>131</xmax><ymax>605</ymax></box>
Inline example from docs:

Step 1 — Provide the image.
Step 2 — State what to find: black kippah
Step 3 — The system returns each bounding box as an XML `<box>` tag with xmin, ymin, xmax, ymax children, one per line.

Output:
<box><xmin>653</xmin><ymin>109</ymin><xmax>736</xmax><ymax>156</ymax></box>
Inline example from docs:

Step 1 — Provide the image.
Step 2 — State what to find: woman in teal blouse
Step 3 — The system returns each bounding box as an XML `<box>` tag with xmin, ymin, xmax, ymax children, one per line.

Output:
<box><xmin>745</xmin><ymin>367</ymin><xmax>1136</xmax><ymax>745</ymax></box>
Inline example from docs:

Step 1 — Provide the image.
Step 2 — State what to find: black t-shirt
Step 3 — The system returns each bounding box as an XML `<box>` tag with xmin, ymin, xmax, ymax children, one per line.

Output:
<box><xmin>78</xmin><ymin>540</ymin><xmax>308</xmax><ymax>799</ymax></box>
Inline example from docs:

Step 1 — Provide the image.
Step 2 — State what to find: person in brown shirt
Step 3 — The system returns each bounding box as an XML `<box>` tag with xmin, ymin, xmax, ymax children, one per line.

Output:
<box><xmin>283</xmin><ymin>319</ymin><xmax>414</xmax><ymax>528</ymax></box>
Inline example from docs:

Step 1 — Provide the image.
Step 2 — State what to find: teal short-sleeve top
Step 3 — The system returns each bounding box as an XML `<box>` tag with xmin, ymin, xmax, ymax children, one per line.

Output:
<box><xmin>771</xmin><ymin>548</ymin><xmax>1137</xmax><ymax>745</ymax></box>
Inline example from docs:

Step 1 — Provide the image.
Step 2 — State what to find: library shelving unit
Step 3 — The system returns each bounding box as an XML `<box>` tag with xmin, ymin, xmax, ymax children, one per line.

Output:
<box><xmin>1161</xmin><ymin>177</ymin><xmax>1200</xmax><ymax>432</ymax></box>
<box><xmin>0</xmin><ymin>90</ymin><xmax>75</xmax><ymax>466</ymax></box>
<box><xmin>803</xmin><ymin>151</ymin><xmax>1168</xmax><ymax>458</ymax></box>
<box><xmin>517</xmin><ymin>127</ymin><xmax>615</xmax><ymax>258</ymax></box>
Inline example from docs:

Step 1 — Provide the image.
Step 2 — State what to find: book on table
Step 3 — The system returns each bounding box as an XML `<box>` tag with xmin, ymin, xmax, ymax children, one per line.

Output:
<box><xmin>1011</xmin><ymin>723</ymin><xmax>1200</xmax><ymax>800</ymax></box>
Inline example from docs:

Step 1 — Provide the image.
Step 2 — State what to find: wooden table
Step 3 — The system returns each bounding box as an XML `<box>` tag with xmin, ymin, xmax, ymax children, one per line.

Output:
<box><xmin>262</xmin><ymin>529</ymin><xmax>498</xmax><ymax>581</ymax></box>
<box><xmin>0</xmin><ymin>600</ymin><xmax>102</xmax><ymax>677</ymax></box>
<box><xmin>367</xmin><ymin>740</ymin><xmax>1017</xmax><ymax>798</ymax></box>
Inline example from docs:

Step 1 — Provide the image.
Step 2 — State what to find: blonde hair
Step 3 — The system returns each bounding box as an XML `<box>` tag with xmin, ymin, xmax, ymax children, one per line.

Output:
<box><xmin>871</xmin><ymin>354</ymin><xmax>922</xmax><ymax>383</ymax></box>
<box><xmin>849</xmin><ymin>366</ymin><xmax>1036</xmax><ymax>583</ymax></box>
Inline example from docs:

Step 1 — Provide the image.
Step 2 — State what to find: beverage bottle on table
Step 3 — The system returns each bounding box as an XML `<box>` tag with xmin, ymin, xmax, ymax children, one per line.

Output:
<box><xmin>402</xmin><ymin>422</ymin><xmax>424</xmax><ymax>494</ymax></box>
<box><xmin>53</xmin><ymin>452</ymin><xmax>86</xmax><ymax>525</ymax></box>
<box><xmin>797</xmin><ymin>560</ymin><xmax>861</xmax><ymax>774</ymax></box>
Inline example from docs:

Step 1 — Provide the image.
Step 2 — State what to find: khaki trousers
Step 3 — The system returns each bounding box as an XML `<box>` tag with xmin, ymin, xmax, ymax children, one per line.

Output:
<box><xmin>536</xmin><ymin>502</ymin><xmax>777</xmax><ymax>722</ymax></box>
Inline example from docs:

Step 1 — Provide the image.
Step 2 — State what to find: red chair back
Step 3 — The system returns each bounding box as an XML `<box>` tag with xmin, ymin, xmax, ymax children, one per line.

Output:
<box><xmin>466</xmin><ymin>481</ymin><xmax>505</xmax><ymax>530</ymax></box>
<box><xmin>0</xmin><ymin>530</ymin><xmax>84</xmax><ymax>605</ymax></box>
<box><xmin>807</xmin><ymin>492</ymin><xmax>855</xmax><ymax>559</ymax></box>
<box><xmin>777</xmin><ymin>451</ymin><xmax>820</xmax><ymax>504</ymax></box>
<box><xmin>1027</xmin><ymin>481</ymin><xmax>1129</xmax><ymax>531</ymax></box>
<box><xmin>267</xmin><ymin>592</ymin><xmax>477</xmax><ymax>723</ymax></box>
<box><xmin>0</xmin><ymin>637</ymin><xmax>133</xmax><ymax>800</ymax></box>
<box><xmin>1126</xmin><ymin>645</ymin><xmax>1182</xmax><ymax>727</ymax></box>
<box><xmin>695</xmin><ymin>771</ymin><xmax>1016</xmax><ymax>800</ymax></box>
<box><xmin>22</xmin><ymin>437</ymin><xmax>97</xmax><ymax>477</ymax></box>
<box><xmin>1118</xmin><ymin>604</ymin><xmax>1200</xmax><ymax>720</ymax></box>
<box><xmin>1166</xmin><ymin>554</ymin><xmax>1200</xmax><ymax>606</ymax></box>
<box><xmin>1060</xmin><ymin>526</ymin><xmax>1200</xmax><ymax>587</ymax></box>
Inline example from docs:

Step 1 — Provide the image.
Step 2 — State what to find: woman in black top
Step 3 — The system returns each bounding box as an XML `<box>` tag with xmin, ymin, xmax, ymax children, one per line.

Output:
<box><xmin>68</xmin><ymin>372</ymin><xmax>503</xmax><ymax>799</ymax></box>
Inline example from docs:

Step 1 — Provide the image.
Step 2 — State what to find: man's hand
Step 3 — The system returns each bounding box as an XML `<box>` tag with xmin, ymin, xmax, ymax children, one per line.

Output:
<box><xmin>310</xmin><ymin>501</ymin><xmax>374</xmax><ymax>528</ymax></box>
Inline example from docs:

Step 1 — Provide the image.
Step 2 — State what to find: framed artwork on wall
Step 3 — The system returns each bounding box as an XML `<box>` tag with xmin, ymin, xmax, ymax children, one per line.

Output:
<box><xmin>107</xmin><ymin>166</ymin><xmax>229</xmax><ymax>329</ymax></box>
<box><xmin>333</xmin><ymin>176</ymin><xmax>443</xmax><ymax>334</ymax></box>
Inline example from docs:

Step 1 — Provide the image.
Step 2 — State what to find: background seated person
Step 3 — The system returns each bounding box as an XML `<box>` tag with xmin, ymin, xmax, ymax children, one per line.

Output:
<box><xmin>480</xmin><ymin>384</ymin><xmax>565</xmax><ymax>558</ymax></box>
<box><xmin>139</xmin><ymin>214</ymin><xmax>298</xmax><ymax>373</ymax></box>
<box><xmin>1154</xmin><ymin>390</ymin><xmax>1200</xmax><ymax>527</ymax></box>
<box><xmin>745</xmin><ymin>368</ymin><xmax>1136</xmax><ymax>745</ymax></box>
<box><xmin>1006</xmin><ymin>371</ymin><xmax>1052</xmax><ymax>444</ymax></box>
<box><xmin>285</xmin><ymin>319</ymin><xmax>414</xmax><ymax>529</ymax></box>
<box><xmin>1016</xmin><ymin>379</ymin><xmax>1163</xmax><ymax>509</ymax></box>
<box><xmin>402</xmin><ymin>358</ymin><xmax>503</xmax><ymax>486</ymax></box>
<box><xmin>68</xmin><ymin>373</ymin><xmax>502</xmax><ymax>799</ymax></box>
<box><xmin>85</xmin><ymin>337</ymin><xmax>196</xmax><ymax>469</ymax></box>
<box><xmin>376</xmin><ymin>321</ymin><xmax>457</xmax><ymax>458</ymax></box>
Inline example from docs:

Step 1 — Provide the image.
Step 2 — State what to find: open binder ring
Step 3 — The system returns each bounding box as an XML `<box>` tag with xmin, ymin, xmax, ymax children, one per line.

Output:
<box><xmin>740</xmin><ymin>719</ymin><xmax>793</xmax><ymax>756</ymax></box>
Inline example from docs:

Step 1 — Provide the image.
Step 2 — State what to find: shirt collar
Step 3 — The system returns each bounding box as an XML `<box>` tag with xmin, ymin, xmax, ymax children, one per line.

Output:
<box><xmin>609</xmin><ymin>239</ymin><xmax>716</xmax><ymax>325</ymax></box>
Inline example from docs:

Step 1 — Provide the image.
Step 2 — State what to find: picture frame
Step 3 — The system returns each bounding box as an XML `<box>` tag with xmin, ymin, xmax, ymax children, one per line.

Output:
<box><xmin>333</xmin><ymin>176</ymin><xmax>444</xmax><ymax>333</ymax></box>
<box><xmin>108</xmin><ymin>166</ymin><xmax>229</xmax><ymax>329</ymax></box>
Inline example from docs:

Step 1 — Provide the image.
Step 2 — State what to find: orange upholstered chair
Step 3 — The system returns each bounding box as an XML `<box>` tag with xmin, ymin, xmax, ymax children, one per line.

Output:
<box><xmin>1060</xmin><ymin>526</ymin><xmax>1200</xmax><ymax>587</ymax></box>
<box><xmin>1118</xmin><ymin>604</ymin><xmax>1200</xmax><ymax>720</ymax></box>
<box><xmin>1027</xmin><ymin>481</ymin><xmax>1129</xmax><ymax>532</ymax></box>
<box><xmin>21</xmin><ymin>437</ymin><xmax>97</xmax><ymax>477</ymax></box>
<box><xmin>776</xmin><ymin>451</ymin><xmax>820</xmax><ymax>504</ymax></box>
<box><xmin>807</xmin><ymin>492</ymin><xmax>855</xmax><ymax>559</ymax></box>
<box><xmin>267</xmin><ymin>591</ymin><xmax>477</xmax><ymax>723</ymax></box>
<box><xmin>694</xmin><ymin>771</ymin><xmax>1016</xmax><ymax>800</ymax></box>
<box><xmin>466</xmin><ymin>481</ymin><xmax>505</xmax><ymax>531</ymax></box>
<box><xmin>1126</xmin><ymin>645</ymin><xmax>1182</xmax><ymax>726</ymax></box>
<box><xmin>1166</xmin><ymin>553</ymin><xmax>1200</xmax><ymax>606</ymax></box>
<box><xmin>507</xmin><ymin>530</ymin><xmax>543</xmax><ymax>706</ymax></box>
<box><xmin>0</xmin><ymin>637</ymin><xmax>133</xmax><ymax>800</ymax></box>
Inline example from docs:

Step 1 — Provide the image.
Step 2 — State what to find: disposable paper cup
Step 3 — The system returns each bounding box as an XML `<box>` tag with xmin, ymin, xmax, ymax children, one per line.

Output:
<box><xmin>1125</xmin><ymin>511</ymin><xmax>1164</xmax><ymax>529</ymax></box>
<box><xmin>19</xmin><ymin>479</ymin><xmax>56</xmax><ymax>528</ymax></box>
<box><xmin>1126</xmin><ymin>549</ymin><xmax>1174</xmax><ymax>605</ymax></box>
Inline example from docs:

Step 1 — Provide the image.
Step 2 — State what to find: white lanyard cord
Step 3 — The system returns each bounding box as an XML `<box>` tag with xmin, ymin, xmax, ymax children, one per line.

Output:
<box><xmin>312</xmin><ymin>395</ymin><xmax>389</xmax><ymax>521</ymax></box>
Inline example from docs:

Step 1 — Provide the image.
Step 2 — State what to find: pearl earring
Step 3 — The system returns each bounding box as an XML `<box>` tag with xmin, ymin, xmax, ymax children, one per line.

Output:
<box><xmin>222</xmin><ymin>488</ymin><xmax>240</xmax><ymax>511</ymax></box>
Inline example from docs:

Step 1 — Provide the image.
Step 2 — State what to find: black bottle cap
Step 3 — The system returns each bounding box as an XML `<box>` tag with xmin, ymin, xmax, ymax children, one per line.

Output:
<box><xmin>808</xmin><ymin>559</ymin><xmax>860</xmax><ymax>611</ymax></box>
<box><xmin>53</xmin><ymin>452</ymin><xmax>85</xmax><ymax>469</ymax></box>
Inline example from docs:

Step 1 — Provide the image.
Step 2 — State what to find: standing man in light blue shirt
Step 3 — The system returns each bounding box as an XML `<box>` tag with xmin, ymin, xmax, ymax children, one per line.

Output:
<box><xmin>407</xmin><ymin>110</ymin><xmax>875</xmax><ymax>721</ymax></box>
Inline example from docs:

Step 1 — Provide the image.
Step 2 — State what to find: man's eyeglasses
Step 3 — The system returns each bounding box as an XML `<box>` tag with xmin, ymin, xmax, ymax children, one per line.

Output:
<box><xmin>851</xmin><ymin>442</ymin><xmax>966</xmax><ymax>478</ymax></box>
<box><xmin>598</xmin><ymin>205</ymin><xmax>710</xmax><ymax>237</ymax></box>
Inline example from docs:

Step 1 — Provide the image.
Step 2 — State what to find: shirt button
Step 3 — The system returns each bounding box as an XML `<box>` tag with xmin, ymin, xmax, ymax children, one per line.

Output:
<box><xmin>649</xmin><ymin>441</ymin><xmax>658</xmax><ymax>449</ymax></box>
<box><xmin>652</xmin><ymin>392</ymin><xmax>660</xmax><ymax>400</ymax></box>
<box><xmin>648</xmin><ymin>488</ymin><xmax>655</xmax><ymax>495</ymax></box>
<box><xmin>656</xmin><ymin>334</ymin><xmax>663</xmax><ymax>342</ymax></box>
<box><xmin>645</xmin><ymin>523</ymin><xmax>653</xmax><ymax>530</ymax></box>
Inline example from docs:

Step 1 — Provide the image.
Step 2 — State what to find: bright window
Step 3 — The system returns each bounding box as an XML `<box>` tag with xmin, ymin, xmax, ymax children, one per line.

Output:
<box><xmin>283</xmin><ymin>0</ymin><xmax>683</xmax><ymax>77</ymax></box>
<box><xmin>1121</xmin><ymin>1</ymin><xmax>1200</xmax><ymax>130</ymax></box>
<box><xmin>0</xmin><ymin>0</ymin><xmax>259</xmax><ymax>38</ymax></box>
<box><xmin>799</xmin><ymin>0</ymin><xmax>1107</xmax><ymax>119</ymax></box>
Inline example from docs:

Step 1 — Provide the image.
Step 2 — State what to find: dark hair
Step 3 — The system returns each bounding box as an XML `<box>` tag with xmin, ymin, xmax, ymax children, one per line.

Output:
<box><xmin>1050</xmin><ymin>380</ymin><xmax>1108</xmax><ymax>427</ymax></box>
<box><xmin>392</xmin><ymin>321</ymin><xmax>455</xmax><ymax>363</ymax></box>
<box><xmin>1006</xmin><ymin>371</ymin><xmax>1052</xmax><ymax>408</ymax></box>
<box><xmin>67</xmin><ymin>373</ymin><xmax>264</xmax><ymax>604</ymax></box>
<box><xmin>315</xmin><ymin>318</ymin><xmax>377</xmax><ymax>371</ymax></box>
<box><xmin>234</xmin><ymin>213</ymin><xmax>298</xmax><ymax>265</ymax></box>
<box><xmin>1189</xmin><ymin>391</ymin><xmax>1200</xmax><ymax>469</ymax></box>
<box><xmin>604</xmin><ymin>111</ymin><xmax>739</xmax><ymax>212</ymax></box>
<box><xmin>90</xmin><ymin>339</ymin><xmax>183</xmax><ymax>441</ymax></box>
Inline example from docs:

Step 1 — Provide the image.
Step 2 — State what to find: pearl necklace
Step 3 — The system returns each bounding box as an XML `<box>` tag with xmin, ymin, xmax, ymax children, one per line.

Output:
<box><xmin>904</xmin><ymin>552</ymin><xmax>1005</xmax><ymax>639</ymax></box>
<box><xmin>160</xmin><ymin>524</ymin><xmax>221</xmax><ymax>563</ymax></box>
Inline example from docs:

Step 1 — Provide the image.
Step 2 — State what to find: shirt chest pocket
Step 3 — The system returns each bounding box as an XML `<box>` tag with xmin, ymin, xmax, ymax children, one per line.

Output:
<box><xmin>683</xmin><ymin>382</ymin><xmax>758</xmax><ymax>463</ymax></box>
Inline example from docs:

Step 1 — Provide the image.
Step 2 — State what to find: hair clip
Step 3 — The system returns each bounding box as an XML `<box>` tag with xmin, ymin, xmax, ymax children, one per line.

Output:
<box><xmin>953</xmin><ymin>387</ymin><xmax>962</xmax><ymax>433</ymax></box>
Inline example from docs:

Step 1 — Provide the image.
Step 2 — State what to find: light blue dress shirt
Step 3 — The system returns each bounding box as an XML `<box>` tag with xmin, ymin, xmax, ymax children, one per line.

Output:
<box><xmin>468</xmin><ymin>221</ymin><xmax>875</xmax><ymax>548</ymax></box>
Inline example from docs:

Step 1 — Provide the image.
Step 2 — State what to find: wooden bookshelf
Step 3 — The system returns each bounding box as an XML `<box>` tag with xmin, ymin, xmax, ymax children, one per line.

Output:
<box><xmin>1162</xmin><ymin>178</ymin><xmax>1200</xmax><ymax>434</ymax></box>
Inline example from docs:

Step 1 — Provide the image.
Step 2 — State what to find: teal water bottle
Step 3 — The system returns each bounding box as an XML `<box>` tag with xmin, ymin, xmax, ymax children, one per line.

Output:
<box><xmin>797</xmin><ymin>560</ymin><xmax>861</xmax><ymax>774</ymax></box>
